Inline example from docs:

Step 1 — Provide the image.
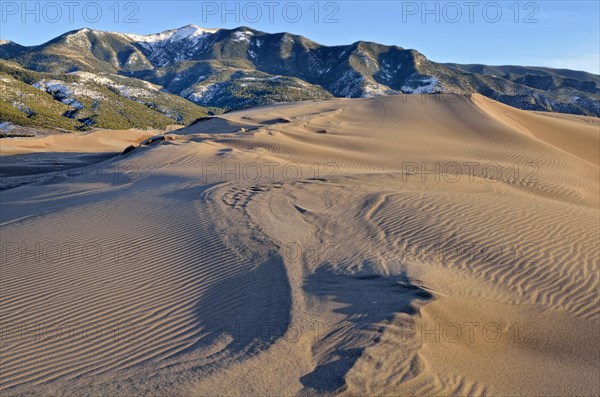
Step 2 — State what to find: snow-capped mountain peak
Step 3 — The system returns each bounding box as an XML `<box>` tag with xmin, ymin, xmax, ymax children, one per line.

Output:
<box><xmin>124</xmin><ymin>24</ymin><xmax>218</xmax><ymax>44</ymax></box>
<box><xmin>121</xmin><ymin>24</ymin><xmax>220</xmax><ymax>67</ymax></box>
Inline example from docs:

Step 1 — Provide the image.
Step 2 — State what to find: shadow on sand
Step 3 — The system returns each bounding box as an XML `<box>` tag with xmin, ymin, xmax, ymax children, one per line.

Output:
<box><xmin>301</xmin><ymin>266</ymin><xmax>433</xmax><ymax>393</ymax></box>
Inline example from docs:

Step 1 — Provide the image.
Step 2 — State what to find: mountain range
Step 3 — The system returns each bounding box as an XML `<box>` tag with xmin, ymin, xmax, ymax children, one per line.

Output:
<box><xmin>1</xmin><ymin>25</ymin><xmax>598</xmax><ymax>131</ymax></box>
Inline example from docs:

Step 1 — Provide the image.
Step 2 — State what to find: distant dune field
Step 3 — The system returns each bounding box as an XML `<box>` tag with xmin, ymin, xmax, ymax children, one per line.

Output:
<box><xmin>1</xmin><ymin>94</ymin><xmax>598</xmax><ymax>396</ymax></box>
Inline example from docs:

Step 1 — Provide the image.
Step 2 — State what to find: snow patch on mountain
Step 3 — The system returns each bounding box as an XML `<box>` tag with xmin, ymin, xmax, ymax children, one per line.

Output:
<box><xmin>125</xmin><ymin>24</ymin><xmax>217</xmax><ymax>44</ymax></box>
<box><xmin>33</xmin><ymin>79</ymin><xmax>104</xmax><ymax>108</ymax></box>
<box><xmin>233</xmin><ymin>31</ymin><xmax>254</xmax><ymax>43</ymax></box>
<box><xmin>331</xmin><ymin>70</ymin><xmax>365</xmax><ymax>97</ymax></box>
<box><xmin>363</xmin><ymin>82</ymin><xmax>398</xmax><ymax>97</ymax></box>
<box><xmin>186</xmin><ymin>83</ymin><xmax>222</xmax><ymax>103</ymax></box>
<box><xmin>123</xmin><ymin>25</ymin><xmax>218</xmax><ymax>66</ymax></box>
<box><xmin>72</xmin><ymin>71</ymin><xmax>162</xmax><ymax>92</ymax></box>
<box><xmin>402</xmin><ymin>76</ymin><xmax>440</xmax><ymax>94</ymax></box>
<box><xmin>378</xmin><ymin>61</ymin><xmax>400</xmax><ymax>82</ymax></box>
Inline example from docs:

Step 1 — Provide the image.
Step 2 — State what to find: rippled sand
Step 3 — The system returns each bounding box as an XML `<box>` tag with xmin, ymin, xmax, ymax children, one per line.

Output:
<box><xmin>1</xmin><ymin>94</ymin><xmax>598</xmax><ymax>396</ymax></box>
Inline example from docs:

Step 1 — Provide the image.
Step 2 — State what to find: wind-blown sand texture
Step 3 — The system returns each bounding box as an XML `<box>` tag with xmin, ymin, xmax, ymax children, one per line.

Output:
<box><xmin>1</xmin><ymin>94</ymin><xmax>598</xmax><ymax>396</ymax></box>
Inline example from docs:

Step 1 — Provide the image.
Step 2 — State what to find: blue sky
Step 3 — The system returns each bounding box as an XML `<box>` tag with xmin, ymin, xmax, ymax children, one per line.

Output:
<box><xmin>1</xmin><ymin>1</ymin><xmax>598</xmax><ymax>73</ymax></box>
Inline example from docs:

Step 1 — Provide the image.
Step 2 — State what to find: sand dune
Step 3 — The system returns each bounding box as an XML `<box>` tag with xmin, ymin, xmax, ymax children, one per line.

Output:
<box><xmin>0</xmin><ymin>129</ymin><xmax>158</xmax><ymax>156</ymax></box>
<box><xmin>0</xmin><ymin>94</ymin><xmax>598</xmax><ymax>396</ymax></box>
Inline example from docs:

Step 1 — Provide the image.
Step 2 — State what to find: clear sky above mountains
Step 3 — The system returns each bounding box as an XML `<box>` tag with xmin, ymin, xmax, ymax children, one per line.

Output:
<box><xmin>1</xmin><ymin>0</ymin><xmax>598</xmax><ymax>73</ymax></box>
